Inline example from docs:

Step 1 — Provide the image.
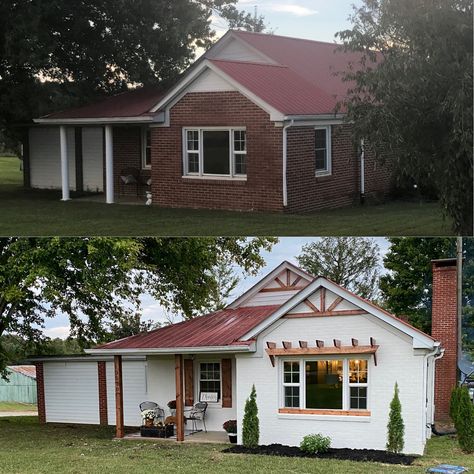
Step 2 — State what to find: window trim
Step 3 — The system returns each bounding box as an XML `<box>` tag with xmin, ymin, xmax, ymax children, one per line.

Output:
<box><xmin>182</xmin><ymin>127</ymin><xmax>247</xmax><ymax>180</ymax></box>
<box><xmin>279</xmin><ymin>357</ymin><xmax>369</xmax><ymax>414</ymax></box>
<box><xmin>197</xmin><ymin>360</ymin><xmax>222</xmax><ymax>405</ymax></box>
<box><xmin>141</xmin><ymin>127</ymin><xmax>152</xmax><ymax>170</ymax></box>
<box><xmin>315</xmin><ymin>126</ymin><xmax>332</xmax><ymax>177</ymax></box>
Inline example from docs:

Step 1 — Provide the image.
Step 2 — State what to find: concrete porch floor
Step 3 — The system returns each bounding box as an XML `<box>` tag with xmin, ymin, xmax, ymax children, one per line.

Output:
<box><xmin>74</xmin><ymin>193</ymin><xmax>148</xmax><ymax>205</ymax></box>
<box><xmin>122</xmin><ymin>430</ymin><xmax>229</xmax><ymax>444</ymax></box>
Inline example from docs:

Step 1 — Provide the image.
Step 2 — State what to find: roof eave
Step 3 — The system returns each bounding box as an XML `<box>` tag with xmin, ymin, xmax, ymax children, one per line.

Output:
<box><xmin>85</xmin><ymin>342</ymin><xmax>256</xmax><ymax>356</ymax></box>
<box><xmin>34</xmin><ymin>114</ymin><xmax>164</xmax><ymax>126</ymax></box>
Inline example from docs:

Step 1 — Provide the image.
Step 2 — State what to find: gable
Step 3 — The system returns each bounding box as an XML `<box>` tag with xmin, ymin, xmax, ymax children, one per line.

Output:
<box><xmin>206</xmin><ymin>36</ymin><xmax>274</xmax><ymax>64</ymax></box>
<box><xmin>288</xmin><ymin>288</ymin><xmax>361</xmax><ymax>316</ymax></box>
<box><xmin>186</xmin><ymin>68</ymin><xmax>236</xmax><ymax>93</ymax></box>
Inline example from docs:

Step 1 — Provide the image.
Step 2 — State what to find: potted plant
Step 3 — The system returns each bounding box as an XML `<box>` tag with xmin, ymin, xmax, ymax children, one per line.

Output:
<box><xmin>167</xmin><ymin>400</ymin><xmax>177</xmax><ymax>416</ymax></box>
<box><xmin>223</xmin><ymin>420</ymin><xmax>237</xmax><ymax>443</ymax></box>
<box><xmin>141</xmin><ymin>409</ymin><xmax>156</xmax><ymax>428</ymax></box>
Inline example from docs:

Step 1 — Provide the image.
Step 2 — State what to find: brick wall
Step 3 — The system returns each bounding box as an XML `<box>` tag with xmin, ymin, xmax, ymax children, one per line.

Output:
<box><xmin>431</xmin><ymin>259</ymin><xmax>458</xmax><ymax>422</ymax></box>
<box><xmin>286</xmin><ymin>124</ymin><xmax>392</xmax><ymax>212</ymax></box>
<box><xmin>97</xmin><ymin>361</ymin><xmax>108</xmax><ymax>426</ymax></box>
<box><xmin>35</xmin><ymin>362</ymin><xmax>46</xmax><ymax>424</ymax></box>
<box><xmin>151</xmin><ymin>91</ymin><xmax>284</xmax><ymax>212</ymax></box>
<box><xmin>112</xmin><ymin>127</ymin><xmax>151</xmax><ymax>197</ymax></box>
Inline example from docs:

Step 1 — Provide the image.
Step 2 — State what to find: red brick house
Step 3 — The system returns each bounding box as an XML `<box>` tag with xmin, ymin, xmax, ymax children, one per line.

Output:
<box><xmin>29</xmin><ymin>30</ymin><xmax>392</xmax><ymax>212</ymax></box>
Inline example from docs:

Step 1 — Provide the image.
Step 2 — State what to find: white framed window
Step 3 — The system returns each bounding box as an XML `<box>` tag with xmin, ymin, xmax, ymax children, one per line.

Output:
<box><xmin>199</xmin><ymin>362</ymin><xmax>221</xmax><ymax>402</ymax></box>
<box><xmin>141</xmin><ymin>128</ymin><xmax>152</xmax><ymax>169</ymax></box>
<box><xmin>281</xmin><ymin>358</ymin><xmax>369</xmax><ymax>411</ymax></box>
<box><xmin>315</xmin><ymin>126</ymin><xmax>331</xmax><ymax>176</ymax></box>
<box><xmin>182</xmin><ymin>128</ymin><xmax>247</xmax><ymax>179</ymax></box>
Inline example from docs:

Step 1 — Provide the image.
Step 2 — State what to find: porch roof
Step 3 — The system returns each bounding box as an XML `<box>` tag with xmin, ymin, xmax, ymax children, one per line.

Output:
<box><xmin>89</xmin><ymin>305</ymin><xmax>280</xmax><ymax>353</ymax></box>
<box><xmin>34</xmin><ymin>86</ymin><xmax>166</xmax><ymax>124</ymax></box>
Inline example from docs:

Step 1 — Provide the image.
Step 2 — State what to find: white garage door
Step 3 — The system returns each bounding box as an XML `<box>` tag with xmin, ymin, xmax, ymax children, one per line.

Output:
<box><xmin>44</xmin><ymin>362</ymin><xmax>99</xmax><ymax>424</ymax></box>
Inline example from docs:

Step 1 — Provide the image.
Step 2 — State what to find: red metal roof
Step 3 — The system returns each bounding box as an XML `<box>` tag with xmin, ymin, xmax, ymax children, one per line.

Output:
<box><xmin>233</xmin><ymin>31</ymin><xmax>365</xmax><ymax>103</ymax></box>
<box><xmin>98</xmin><ymin>305</ymin><xmax>280</xmax><ymax>350</ymax></box>
<box><xmin>8</xmin><ymin>365</ymin><xmax>36</xmax><ymax>379</ymax></box>
<box><xmin>210</xmin><ymin>59</ymin><xmax>337</xmax><ymax>116</ymax></box>
<box><xmin>42</xmin><ymin>86</ymin><xmax>166</xmax><ymax>119</ymax></box>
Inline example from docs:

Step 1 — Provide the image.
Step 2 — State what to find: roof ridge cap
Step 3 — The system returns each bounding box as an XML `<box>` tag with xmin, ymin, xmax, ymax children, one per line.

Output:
<box><xmin>232</xmin><ymin>30</ymin><xmax>342</xmax><ymax>48</ymax></box>
<box><xmin>209</xmin><ymin>58</ymin><xmax>288</xmax><ymax>69</ymax></box>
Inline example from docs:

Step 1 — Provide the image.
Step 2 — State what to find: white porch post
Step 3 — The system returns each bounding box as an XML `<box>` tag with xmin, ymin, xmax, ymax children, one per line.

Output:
<box><xmin>105</xmin><ymin>125</ymin><xmax>114</xmax><ymax>204</ymax></box>
<box><xmin>59</xmin><ymin>126</ymin><xmax>70</xmax><ymax>201</ymax></box>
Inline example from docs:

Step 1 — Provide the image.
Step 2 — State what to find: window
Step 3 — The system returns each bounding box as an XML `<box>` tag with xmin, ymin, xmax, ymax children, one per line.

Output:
<box><xmin>315</xmin><ymin>126</ymin><xmax>331</xmax><ymax>175</ymax></box>
<box><xmin>141</xmin><ymin>128</ymin><xmax>152</xmax><ymax>169</ymax></box>
<box><xmin>349</xmin><ymin>359</ymin><xmax>368</xmax><ymax>409</ymax></box>
<box><xmin>183</xmin><ymin>128</ymin><xmax>247</xmax><ymax>178</ymax></box>
<box><xmin>199</xmin><ymin>362</ymin><xmax>221</xmax><ymax>402</ymax></box>
<box><xmin>281</xmin><ymin>358</ymin><xmax>369</xmax><ymax>412</ymax></box>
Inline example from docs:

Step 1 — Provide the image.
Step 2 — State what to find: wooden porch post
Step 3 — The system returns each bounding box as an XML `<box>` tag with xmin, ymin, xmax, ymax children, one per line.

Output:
<box><xmin>114</xmin><ymin>355</ymin><xmax>124</xmax><ymax>438</ymax></box>
<box><xmin>175</xmin><ymin>354</ymin><xmax>184</xmax><ymax>442</ymax></box>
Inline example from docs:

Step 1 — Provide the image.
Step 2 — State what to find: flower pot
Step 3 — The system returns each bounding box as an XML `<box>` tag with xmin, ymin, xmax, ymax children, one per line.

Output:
<box><xmin>228</xmin><ymin>433</ymin><xmax>237</xmax><ymax>444</ymax></box>
<box><xmin>144</xmin><ymin>419</ymin><xmax>154</xmax><ymax>428</ymax></box>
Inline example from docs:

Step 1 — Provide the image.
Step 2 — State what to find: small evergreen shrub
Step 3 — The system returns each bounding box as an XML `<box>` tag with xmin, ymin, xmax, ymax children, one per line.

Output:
<box><xmin>450</xmin><ymin>386</ymin><xmax>474</xmax><ymax>453</ymax></box>
<box><xmin>300</xmin><ymin>434</ymin><xmax>331</xmax><ymax>454</ymax></box>
<box><xmin>386</xmin><ymin>382</ymin><xmax>405</xmax><ymax>453</ymax></box>
<box><xmin>242</xmin><ymin>384</ymin><xmax>259</xmax><ymax>448</ymax></box>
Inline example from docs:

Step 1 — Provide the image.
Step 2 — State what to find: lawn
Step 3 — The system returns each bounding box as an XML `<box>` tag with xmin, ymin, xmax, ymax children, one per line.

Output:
<box><xmin>0</xmin><ymin>417</ymin><xmax>472</xmax><ymax>474</ymax></box>
<box><xmin>0</xmin><ymin>402</ymin><xmax>37</xmax><ymax>412</ymax></box>
<box><xmin>0</xmin><ymin>156</ymin><xmax>453</xmax><ymax>236</ymax></box>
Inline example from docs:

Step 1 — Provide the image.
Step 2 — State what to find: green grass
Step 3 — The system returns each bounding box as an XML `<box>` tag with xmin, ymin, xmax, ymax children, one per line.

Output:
<box><xmin>0</xmin><ymin>156</ymin><xmax>452</xmax><ymax>236</ymax></box>
<box><xmin>0</xmin><ymin>417</ymin><xmax>472</xmax><ymax>474</ymax></box>
<box><xmin>0</xmin><ymin>402</ymin><xmax>37</xmax><ymax>412</ymax></box>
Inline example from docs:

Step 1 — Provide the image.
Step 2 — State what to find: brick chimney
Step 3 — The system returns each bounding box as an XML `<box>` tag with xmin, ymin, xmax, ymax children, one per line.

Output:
<box><xmin>431</xmin><ymin>258</ymin><xmax>458</xmax><ymax>422</ymax></box>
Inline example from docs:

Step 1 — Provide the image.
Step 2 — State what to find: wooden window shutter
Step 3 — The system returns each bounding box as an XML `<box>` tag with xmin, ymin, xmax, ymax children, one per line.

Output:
<box><xmin>221</xmin><ymin>358</ymin><xmax>232</xmax><ymax>408</ymax></box>
<box><xmin>184</xmin><ymin>359</ymin><xmax>194</xmax><ymax>406</ymax></box>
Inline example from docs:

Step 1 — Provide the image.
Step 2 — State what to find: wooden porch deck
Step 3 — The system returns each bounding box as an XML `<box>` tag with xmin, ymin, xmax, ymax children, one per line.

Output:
<box><xmin>122</xmin><ymin>430</ymin><xmax>229</xmax><ymax>444</ymax></box>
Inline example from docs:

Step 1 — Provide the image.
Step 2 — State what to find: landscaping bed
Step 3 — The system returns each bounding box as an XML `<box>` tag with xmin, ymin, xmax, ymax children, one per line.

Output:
<box><xmin>224</xmin><ymin>444</ymin><xmax>417</xmax><ymax>465</ymax></box>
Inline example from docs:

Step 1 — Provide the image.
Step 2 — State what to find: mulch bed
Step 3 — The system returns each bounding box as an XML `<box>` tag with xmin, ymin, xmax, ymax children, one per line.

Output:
<box><xmin>223</xmin><ymin>444</ymin><xmax>417</xmax><ymax>465</ymax></box>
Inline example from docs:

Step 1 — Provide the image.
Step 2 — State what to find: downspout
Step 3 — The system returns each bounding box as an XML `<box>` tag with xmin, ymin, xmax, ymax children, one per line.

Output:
<box><xmin>282</xmin><ymin>120</ymin><xmax>295</xmax><ymax>208</ymax></box>
<box><xmin>422</xmin><ymin>345</ymin><xmax>442</xmax><ymax>441</ymax></box>
<box><xmin>457</xmin><ymin>237</ymin><xmax>463</xmax><ymax>369</ymax></box>
<box><xmin>360</xmin><ymin>138</ymin><xmax>365</xmax><ymax>204</ymax></box>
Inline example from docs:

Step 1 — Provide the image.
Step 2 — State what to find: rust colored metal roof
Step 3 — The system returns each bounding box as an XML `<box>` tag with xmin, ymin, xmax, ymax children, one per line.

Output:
<box><xmin>8</xmin><ymin>365</ymin><xmax>36</xmax><ymax>379</ymax></box>
<box><xmin>210</xmin><ymin>59</ymin><xmax>338</xmax><ymax>116</ymax></box>
<box><xmin>42</xmin><ymin>86</ymin><xmax>166</xmax><ymax>119</ymax></box>
<box><xmin>233</xmin><ymin>30</ymin><xmax>366</xmax><ymax>103</ymax></box>
<box><xmin>98</xmin><ymin>305</ymin><xmax>280</xmax><ymax>350</ymax></box>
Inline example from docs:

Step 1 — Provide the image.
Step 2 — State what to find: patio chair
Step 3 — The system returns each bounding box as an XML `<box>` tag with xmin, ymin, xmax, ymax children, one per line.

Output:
<box><xmin>139</xmin><ymin>401</ymin><xmax>165</xmax><ymax>424</ymax></box>
<box><xmin>119</xmin><ymin>167</ymin><xmax>140</xmax><ymax>196</ymax></box>
<box><xmin>184</xmin><ymin>402</ymin><xmax>208</xmax><ymax>433</ymax></box>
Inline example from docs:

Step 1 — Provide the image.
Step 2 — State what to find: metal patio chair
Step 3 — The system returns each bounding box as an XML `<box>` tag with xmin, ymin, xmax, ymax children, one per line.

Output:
<box><xmin>184</xmin><ymin>402</ymin><xmax>208</xmax><ymax>433</ymax></box>
<box><xmin>139</xmin><ymin>401</ymin><xmax>165</xmax><ymax>424</ymax></box>
<box><xmin>119</xmin><ymin>167</ymin><xmax>140</xmax><ymax>196</ymax></box>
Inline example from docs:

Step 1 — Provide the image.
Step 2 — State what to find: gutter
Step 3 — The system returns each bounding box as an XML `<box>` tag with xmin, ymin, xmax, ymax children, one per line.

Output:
<box><xmin>33</xmin><ymin>114</ymin><xmax>165</xmax><ymax>126</ymax></box>
<box><xmin>282</xmin><ymin>120</ymin><xmax>295</xmax><ymax>207</ymax></box>
<box><xmin>85</xmin><ymin>343</ymin><xmax>256</xmax><ymax>356</ymax></box>
<box><xmin>360</xmin><ymin>138</ymin><xmax>365</xmax><ymax>203</ymax></box>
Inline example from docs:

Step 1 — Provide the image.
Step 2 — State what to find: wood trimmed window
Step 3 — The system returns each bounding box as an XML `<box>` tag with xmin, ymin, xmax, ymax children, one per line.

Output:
<box><xmin>280</xmin><ymin>358</ymin><xmax>369</xmax><ymax>414</ymax></box>
<box><xmin>199</xmin><ymin>362</ymin><xmax>221</xmax><ymax>402</ymax></box>
<box><xmin>141</xmin><ymin>128</ymin><xmax>152</xmax><ymax>169</ymax></box>
<box><xmin>183</xmin><ymin>128</ymin><xmax>247</xmax><ymax>179</ymax></box>
<box><xmin>315</xmin><ymin>126</ymin><xmax>331</xmax><ymax>176</ymax></box>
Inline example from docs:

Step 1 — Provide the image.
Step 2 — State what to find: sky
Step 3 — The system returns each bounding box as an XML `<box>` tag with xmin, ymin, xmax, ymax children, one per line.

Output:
<box><xmin>212</xmin><ymin>0</ymin><xmax>363</xmax><ymax>42</ymax></box>
<box><xmin>43</xmin><ymin>237</ymin><xmax>389</xmax><ymax>339</ymax></box>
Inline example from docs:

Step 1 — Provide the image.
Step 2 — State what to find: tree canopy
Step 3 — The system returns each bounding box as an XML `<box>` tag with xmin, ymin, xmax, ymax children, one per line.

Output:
<box><xmin>0</xmin><ymin>0</ymin><xmax>266</xmax><ymax>144</ymax></box>
<box><xmin>337</xmin><ymin>0</ymin><xmax>473</xmax><ymax>234</ymax></box>
<box><xmin>0</xmin><ymin>237</ymin><xmax>276</xmax><ymax>374</ymax></box>
<box><xmin>297</xmin><ymin>237</ymin><xmax>381</xmax><ymax>300</ymax></box>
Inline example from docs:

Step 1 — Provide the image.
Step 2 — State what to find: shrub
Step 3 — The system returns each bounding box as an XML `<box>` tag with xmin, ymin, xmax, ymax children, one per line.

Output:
<box><xmin>300</xmin><ymin>434</ymin><xmax>331</xmax><ymax>454</ymax></box>
<box><xmin>223</xmin><ymin>419</ymin><xmax>237</xmax><ymax>433</ymax></box>
<box><xmin>242</xmin><ymin>384</ymin><xmax>259</xmax><ymax>448</ymax></box>
<box><xmin>450</xmin><ymin>386</ymin><xmax>474</xmax><ymax>453</ymax></box>
<box><xmin>386</xmin><ymin>382</ymin><xmax>405</xmax><ymax>453</ymax></box>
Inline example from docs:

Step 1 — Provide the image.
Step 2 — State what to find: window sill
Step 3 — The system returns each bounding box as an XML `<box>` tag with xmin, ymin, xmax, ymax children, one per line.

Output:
<box><xmin>182</xmin><ymin>175</ymin><xmax>247</xmax><ymax>185</ymax></box>
<box><xmin>315</xmin><ymin>172</ymin><xmax>332</xmax><ymax>179</ymax></box>
<box><xmin>278</xmin><ymin>408</ymin><xmax>370</xmax><ymax>417</ymax></box>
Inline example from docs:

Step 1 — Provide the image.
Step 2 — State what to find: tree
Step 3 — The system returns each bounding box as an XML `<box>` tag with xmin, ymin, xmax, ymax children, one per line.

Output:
<box><xmin>380</xmin><ymin>238</ymin><xmax>456</xmax><ymax>332</ymax></box>
<box><xmin>104</xmin><ymin>315</ymin><xmax>160</xmax><ymax>342</ymax></box>
<box><xmin>242</xmin><ymin>384</ymin><xmax>259</xmax><ymax>448</ymax></box>
<box><xmin>386</xmin><ymin>382</ymin><xmax>405</xmax><ymax>453</ymax></box>
<box><xmin>0</xmin><ymin>237</ymin><xmax>276</xmax><ymax>375</ymax></box>
<box><xmin>450</xmin><ymin>386</ymin><xmax>474</xmax><ymax>453</ymax></box>
<box><xmin>0</xmin><ymin>0</ymin><xmax>267</xmax><ymax>143</ymax></box>
<box><xmin>297</xmin><ymin>237</ymin><xmax>381</xmax><ymax>300</ymax></box>
<box><xmin>204</xmin><ymin>260</ymin><xmax>240</xmax><ymax>311</ymax></box>
<box><xmin>337</xmin><ymin>0</ymin><xmax>473</xmax><ymax>234</ymax></box>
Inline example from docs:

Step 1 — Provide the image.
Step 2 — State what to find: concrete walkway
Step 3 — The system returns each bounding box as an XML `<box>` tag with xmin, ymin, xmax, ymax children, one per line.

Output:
<box><xmin>0</xmin><ymin>411</ymin><xmax>38</xmax><ymax>417</ymax></box>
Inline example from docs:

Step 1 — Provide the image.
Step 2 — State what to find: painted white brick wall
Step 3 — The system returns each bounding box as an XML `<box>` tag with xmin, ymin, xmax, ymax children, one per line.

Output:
<box><xmin>236</xmin><ymin>314</ymin><xmax>428</xmax><ymax>455</ymax></box>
